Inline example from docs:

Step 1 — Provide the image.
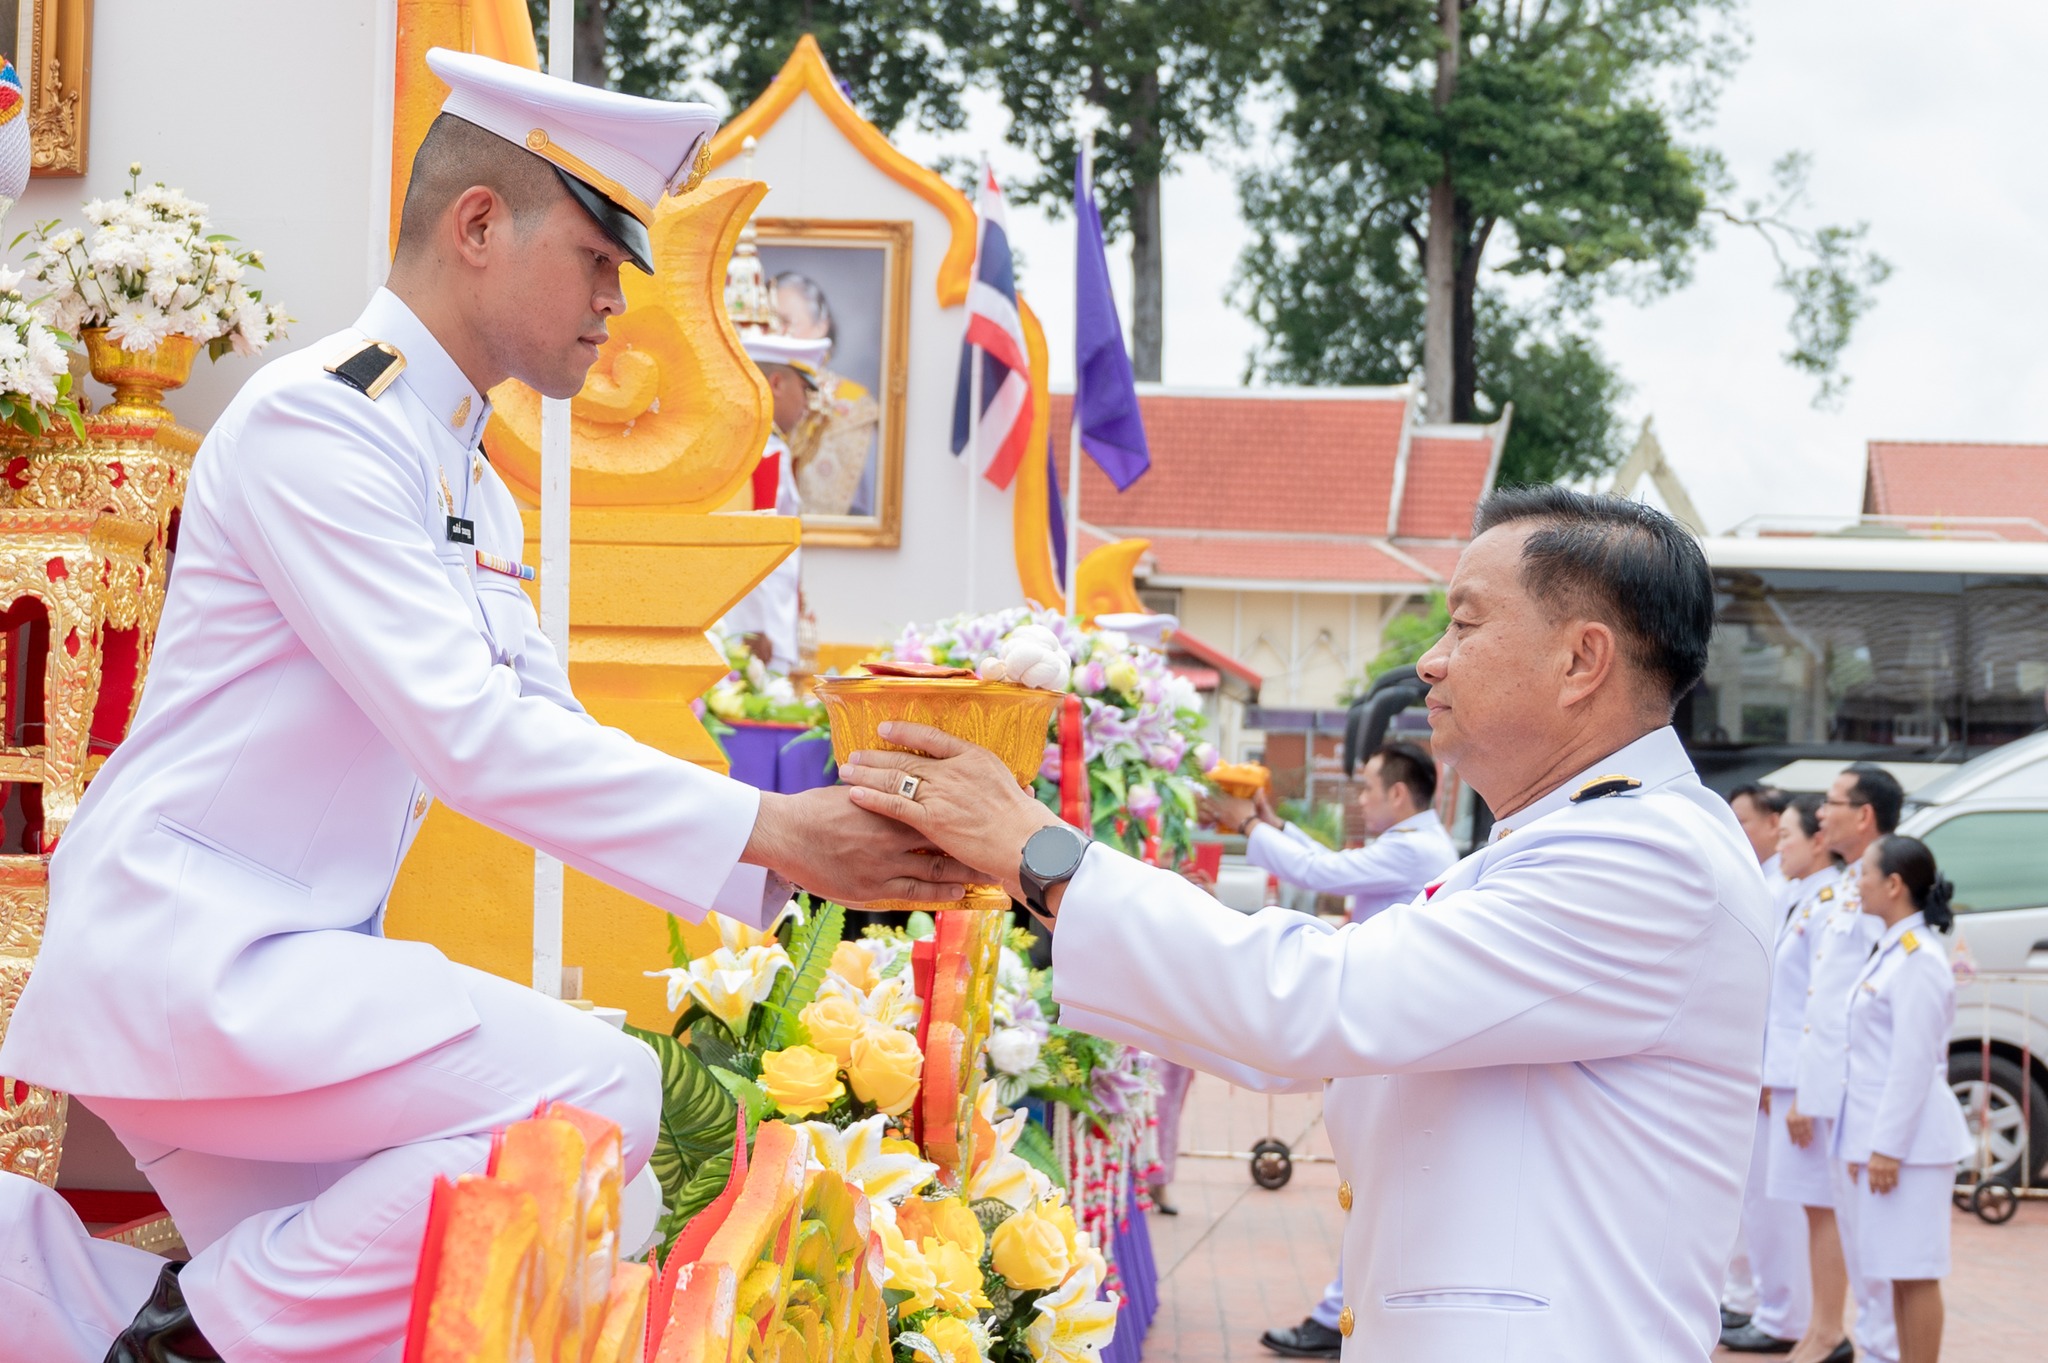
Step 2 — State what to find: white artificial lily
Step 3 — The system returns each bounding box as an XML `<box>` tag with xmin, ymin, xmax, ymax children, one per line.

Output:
<box><xmin>795</xmin><ymin>1114</ymin><xmax>938</xmax><ymax>1206</ymax></box>
<box><xmin>966</xmin><ymin>1085</ymin><xmax>1052</xmax><ymax>1210</ymax></box>
<box><xmin>645</xmin><ymin>944</ymin><xmax>790</xmax><ymax>1030</ymax></box>
<box><xmin>1025</xmin><ymin>1261</ymin><xmax>1119</xmax><ymax>1363</ymax></box>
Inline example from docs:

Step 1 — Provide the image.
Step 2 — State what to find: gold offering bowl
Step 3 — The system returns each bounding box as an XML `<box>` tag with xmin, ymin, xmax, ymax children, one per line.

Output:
<box><xmin>82</xmin><ymin>330</ymin><xmax>201</xmax><ymax>425</ymax></box>
<box><xmin>815</xmin><ymin>675</ymin><xmax>1063</xmax><ymax>911</ymax></box>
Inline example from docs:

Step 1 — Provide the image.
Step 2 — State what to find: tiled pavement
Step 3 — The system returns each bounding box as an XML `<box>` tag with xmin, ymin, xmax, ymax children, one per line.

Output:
<box><xmin>1137</xmin><ymin>1073</ymin><xmax>2048</xmax><ymax>1361</ymax></box>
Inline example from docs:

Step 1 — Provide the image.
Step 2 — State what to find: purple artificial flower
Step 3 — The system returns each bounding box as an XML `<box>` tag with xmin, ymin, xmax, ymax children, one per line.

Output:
<box><xmin>1145</xmin><ymin>733</ymin><xmax>1188</xmax><ymax>772</ymax></box>
<box><xmin>1074</xmin><ymin>660</ymin><xmax>1108</xmax><ymax>696</ymax></box>
<box><xmin>1091</xmin><ymin>1058</ymin><xmax>1148</xmax><ymax>1117</ymax></box>
<box><xmin>1127</xmin><ymin>783</ymin><xmax>1162</xmax><ymax>821</ymax></box>
<box><xmin>1039</xmin><ymin>742</ymin><xmax>1063</xmax><ymax>782</ymax></box>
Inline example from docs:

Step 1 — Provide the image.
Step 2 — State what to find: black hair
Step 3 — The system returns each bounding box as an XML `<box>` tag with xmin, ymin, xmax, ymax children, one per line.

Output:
<box><xmin>1472</xmin><ymin>486</ymin><xmax>1713</xmax><ymax>708</ymax></box>
<box><xmin>1728</xmin><ymin>782</ymin><xmax>1789</xmax><ymax>817</ymax></box>
<box><xmin>1785</xmin><ymin>791</ymin><xmax>1824</xmax><ymax>841</ymax></box>
<box><xmin>396</xmin><ymin>114</ymin><xmax>563</xmax><ymax>259</ymax></box>
<box><xmin>1843</xmin><ymin>763</ymin><xmax>1904</xmax><ymax>835</ymax></box>
<box><xmin>1872</xmin><ymin>834</ymin><xmax>1955</xmax><ymax>931</ymax></box>
<box><xmin>1372</xmin><ymin>742</ymin><xmax>1437</xmax><ymax>808</ymax></box>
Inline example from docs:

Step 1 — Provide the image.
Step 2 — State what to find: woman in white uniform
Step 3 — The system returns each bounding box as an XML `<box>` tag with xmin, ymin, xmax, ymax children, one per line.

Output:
<box><xmin>1838</xmin><ymin>835</ymin><xmax>1973</xmax><ymax>1363</ymax></box>
<box><xmin>1759</xmin><ymin>794</ymin><xmax>1848</xmax><ymax>1363</ymax></box>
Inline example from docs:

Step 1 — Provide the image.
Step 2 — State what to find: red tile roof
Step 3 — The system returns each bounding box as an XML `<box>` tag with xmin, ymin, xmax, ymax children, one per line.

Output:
<box><xmin>1864</xmin><ymin>441</ymin><xmax>2048</xmax><ymax>540</ymax></box>
<box><xmin>1053</xmin><ymin>388</ymin><xmax>1501</xmax><ymax>590</ymax></box>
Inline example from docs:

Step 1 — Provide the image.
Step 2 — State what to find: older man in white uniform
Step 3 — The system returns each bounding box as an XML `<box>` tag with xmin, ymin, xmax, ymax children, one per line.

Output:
<box><xmin>843</xmin><ymin>487</ymin><xmax>1773</xmax><ymax>1361</ymax></box>
<box><xmin>1205</xmin><ymin>742</ymin><xmax>1458</xmax><ymax>1357</ymax></box>
<box><xmin>0</xmin><ymin>52</ymin><xmax>966</xmax><ymax>1363</ymax></box>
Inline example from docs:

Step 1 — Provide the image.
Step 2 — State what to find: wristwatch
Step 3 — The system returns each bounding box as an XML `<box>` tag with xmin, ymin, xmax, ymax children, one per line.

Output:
<box><xmin>1019</xmin><ymin>824</ymin><xmax>1091</xmax><ymax>919</ymax></box>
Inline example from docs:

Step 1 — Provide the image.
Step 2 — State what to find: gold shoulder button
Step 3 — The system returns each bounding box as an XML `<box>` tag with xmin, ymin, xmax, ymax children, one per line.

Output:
<box><xmin>1902</xmin><ymin>930</ymin><xmax>1921</xmax><ymax>954</ymax></box>
<box><xmin>325</xmin><ymin>340</ymin><xmax>407</xmax><ymax>400</ymax></box>
<box><xmin>1570</xmin><ymin>774</ymin><xmax>1642</xmax><ymax>803</ymax></box>
<box><xmin>1819</xmin><ymin>887</ymin><xmax>1835</xmax><ymax>902</ymax></box>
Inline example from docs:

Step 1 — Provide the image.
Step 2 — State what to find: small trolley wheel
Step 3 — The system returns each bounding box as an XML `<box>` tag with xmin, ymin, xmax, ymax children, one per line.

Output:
<box><xmin>1973</xmin><ymin>1179</ymin><xmax>2020</xmax><ymax>1225</ymax></box>
<box><xmin>1954</xmin><ymin>1185</ymin><xmax>1975</xmax><ymax>1212</ymax></box>
<box><xmin>1250</xmin><ymin>1138</ymin><xmax>1293</xmax><ymax>1190</ymax></box>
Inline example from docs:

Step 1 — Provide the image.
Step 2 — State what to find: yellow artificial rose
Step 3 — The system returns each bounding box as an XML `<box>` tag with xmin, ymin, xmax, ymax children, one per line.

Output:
<box><xmin>760</xmin><ymin>1045</ymin><xmax>845</xmax><ymax>1118</ymax></box>
<box><xmin>799</xmin><ymin>994</ymin><xmax>867</xmax><ymax>1066</ymax></box>
<box><xmin>922</xmin><ymin>1237</ymin><xmax>992</xmax><ymax>1316</ymax></box>
<box><xmin>830</xmin><ymin>941</ymin><xmax>879</xmax><ymax>992</ymax></box>
<box><xmin>1041</xmin><ymin>1201</ymin><xmax>1084</xmax><ymax>1263</ymax></box>
<box><xmin>926</xmin><ymin>1196</ymin><xmax>987</xmax><ymax>1259</ymax></box>
<box><xmin>990</xmin><ymin>1205</ymin><xmax>1071</xmax><ymax>1291</ymax></box>
<box><xmin>878</xmin><ymin>1217</ymin><xmax>939</xmax><ymax>1313</ymax></box>
<box><xmin>848</xmin><ymin>1025</ymin><xmax>924</xmax><ymax>1116</ymax></box>
<box><xmin>921</xmin><ymin>1314</ymin><xmax>982</xmax><ymax>1363</ymax></box>
<box><xmin>1104</xmin><ymin>659</ymin><xmax>1141</xmax><ymax>701</ymax></box>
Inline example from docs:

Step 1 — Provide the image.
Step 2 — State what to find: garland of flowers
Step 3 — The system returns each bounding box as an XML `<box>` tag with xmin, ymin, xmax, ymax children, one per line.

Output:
<box><xmin>886</xmin><ymin>608</ymin><xmax>1217</xmax><ymax>866</ymax></box>
<box><xmin>633</xmin><ymin>905</ymin><xmax>1116</xmax><ymax>1363</ymax></box>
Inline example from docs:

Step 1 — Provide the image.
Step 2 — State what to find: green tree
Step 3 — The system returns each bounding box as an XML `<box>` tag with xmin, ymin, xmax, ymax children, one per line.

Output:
<box><xmin>529</xmin><ymin>0</ymin><xmax>971</xmax><ymax>135</ymax></box>
<box><xmin>946</xmin><ymin>1</ymin><xmax>1273</xmax><ymax>382</ymax></box>
<box><xmin>1241</xmin><ymin>0</ymin><xmax>1888</xmax><ymax>473</ymax></box>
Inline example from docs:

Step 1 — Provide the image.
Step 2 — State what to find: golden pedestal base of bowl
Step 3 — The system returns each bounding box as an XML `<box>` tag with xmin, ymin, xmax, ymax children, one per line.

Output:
<box><xmin>814</xmin><ymin>675</ymin><xmax>1061</xmax><ymax>913</ymax></box>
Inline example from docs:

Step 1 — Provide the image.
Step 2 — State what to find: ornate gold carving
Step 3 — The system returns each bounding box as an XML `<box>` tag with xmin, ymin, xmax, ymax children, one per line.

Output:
<box><xmin>20</xmin><ymin>0</ymin><xmax>92</xmax><ymax>178</ymax></box>
<box><xmin>0</xmin><ymin>857</ymin><xmax>63</xmax><ymax>1188</ymax></box>
<box><xmin>101</xmin><ymin>1214</ymin><xmax>187</xmax><ymax>1257</ymax></box>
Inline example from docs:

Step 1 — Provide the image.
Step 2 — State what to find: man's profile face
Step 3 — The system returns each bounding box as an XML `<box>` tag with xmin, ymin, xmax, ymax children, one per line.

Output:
<box><xmin>486</xmin><ymin>190</ymin><xmax>629</xmax><ymax>399</ymax></box>
<box><xmin>1415</xmin><ymin>524</ymin><xmax>1562</xmax><ymax>776</ymax></box>
<box><xmin>1355</xmin><ymin>755</ymin><xmax>1410</xmax><ymax>836</ymax></box>
<box><xmin>1819</xmin><ymin>771</ymin><xmax>1868</xmax><ymax>857</ymax></box>
<box><xmin>1730</xmin><ymin>793</ymin><xmax>1778</xmax><ymax>864</ymax></box>
<box><xmin>763</xmin><ymin>367</ymin><xmax>810</xmax><ymax>435</ymax></box>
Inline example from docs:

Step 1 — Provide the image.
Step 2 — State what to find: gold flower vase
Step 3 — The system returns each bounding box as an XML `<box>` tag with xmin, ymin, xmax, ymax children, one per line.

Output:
<box><xmin>83</xmin><ymin>329</ymin><xmax>201</xmax><ymax>425</ymax></box>
<box><xmin>815</xmin><ymin>675</ymin><xmax>1063</xmax><ymax>912</ymax></box>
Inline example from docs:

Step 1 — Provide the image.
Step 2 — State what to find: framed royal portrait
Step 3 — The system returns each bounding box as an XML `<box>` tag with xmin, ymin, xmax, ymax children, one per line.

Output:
<box><xmin>4</xmin><ymin>0</ymin><xmax>90</xmax><ymax>178</ymax></box>
<box><xmin>753</xmin><ymin>218</ymin><xmax>911</xmax><ymax>548</ymax></box>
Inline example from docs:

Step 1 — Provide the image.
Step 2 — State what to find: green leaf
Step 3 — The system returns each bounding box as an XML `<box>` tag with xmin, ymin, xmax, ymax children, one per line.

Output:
<box><xmin>905</xmin><ymin>911</ymin><xmax>936</xmax><ymax>942</ymax></box>
<box><xmin>686</xmin><ymin>1018</ymin><xmax>748</xmax><ymax>1076</ymax></box>
<box><xmin>666</xmin><ymin>914</ymin><xmax>692</xmax><ymax>969</ymax></box>
<box><xmin>669</xmin><ymin>1147</ymin><xmax>734</xmax><ymax>1231</ymax></box>
<box><xmin>623</xmin><ymin>1022</ymin><xmax>738</xmax><ymax>1214</ymax></box>
<box><xmin>758</xmin><ymin>899</ymin><xmax>844</xmax><ymax>1050</ymax></box>
<box><xmin>1012</xmin><ymin>1119</ymin><xmax>1066</xmax><ymax>1191</ymax></box>
<box><xmin>708</xmin><ymin>1066</ymin><xmax>773</xmax><ymax>1123</ymax></box>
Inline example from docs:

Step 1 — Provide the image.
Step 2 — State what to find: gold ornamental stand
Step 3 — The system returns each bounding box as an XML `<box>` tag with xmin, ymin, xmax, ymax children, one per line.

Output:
<box><xmin>0</xmin><ymin>333</ymin><xmax>201</xmax><ymax>1219</ymax></box>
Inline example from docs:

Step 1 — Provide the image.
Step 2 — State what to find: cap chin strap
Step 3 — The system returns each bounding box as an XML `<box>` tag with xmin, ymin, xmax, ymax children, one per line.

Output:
<box><xmin>552</xmin><ymin>166</ymin><xmax>654</xmax><ymax>273</ymax></box>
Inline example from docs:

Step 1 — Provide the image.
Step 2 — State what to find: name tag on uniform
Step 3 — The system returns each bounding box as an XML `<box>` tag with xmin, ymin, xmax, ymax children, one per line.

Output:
<box><xmin>446</xmin><ymin>517</ymin><xmax>475</xmax><ymax>545</ymax></box>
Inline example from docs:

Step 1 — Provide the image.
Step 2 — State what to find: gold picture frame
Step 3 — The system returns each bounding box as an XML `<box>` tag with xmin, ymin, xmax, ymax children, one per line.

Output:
<box><xmin>6</xmin><ymin>0</ymin><xmax>90</xmax><ymax>178</ymax></box>
<box><xmin>753</xmin><ymin>218</ymin><xmax>911</xmax><ymax>548</ymax></box>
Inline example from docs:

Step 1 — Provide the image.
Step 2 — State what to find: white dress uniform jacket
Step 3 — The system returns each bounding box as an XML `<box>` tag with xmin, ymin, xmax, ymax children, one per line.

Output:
<box><xmin>0</xmin><ymin>290</ymin><xmax>781</xmax><ymax>1102</ymax></box>
<box><xmin>1761</xmin><ymin>867</ymin><xmax>1842</xmax><ymax>1090</ymax></box>
<box><xmin>717</xmin><ymin>430</ymin><xmax>801</xmax><ymax>671</ymax></box>
<box><xmin>1794</xmin><ymin>875</ymin><xmax>1881</xmax><ymax>1124</ymax></box>
<box><xmin>1245</xmin><ymin>809</ymin><xmax>1457</xmax><ymax>920</ymax></box>
<box><xmin>1834</xmin><ymin>913</ymin><xmax>1972</xmax><ymax>1167</ymax></box>
<box><xmin>1052</xmin><ymin>727</ymin><xmax>1771</xmax><ymax>1360</ymax></box>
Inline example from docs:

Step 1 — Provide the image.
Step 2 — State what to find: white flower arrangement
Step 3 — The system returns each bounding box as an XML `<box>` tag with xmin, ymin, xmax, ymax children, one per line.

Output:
<box><xmin>0</xmin><ymin>262</ymin><xmax>80</xmax><ymax>436</ymax></box>
<box><xmin>28</xmin><ymin>163</ymin><xmax>289</xmax><ymax>360</ymax></box>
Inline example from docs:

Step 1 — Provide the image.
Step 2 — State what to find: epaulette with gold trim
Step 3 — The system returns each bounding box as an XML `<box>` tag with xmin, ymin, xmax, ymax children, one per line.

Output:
<box><xmin>325</xmin><ymin>340</ymin><xmax>406</xmax><ymax>400</ymax></box>
<box><xmin>1570</xmin><ymin>774</ymin><xmax>1642</xmax><ymax>803</ymax></box>
<box><xmin>1902</xmin><ymin>930</ymin><xmax>1921</xmax><ymax>954</ymax></box>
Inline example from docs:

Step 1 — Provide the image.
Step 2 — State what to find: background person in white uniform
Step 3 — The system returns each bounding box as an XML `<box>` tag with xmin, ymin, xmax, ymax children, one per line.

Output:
<box><xmin>1203</xmin><ymin>742</ymin><xmax>1458</xmax><ymax>1358</ymax></box>
<box><xmin>1838</xmin><ymin>836</ymin><xmax>1972</xmax><ymax>1363</ymax></box>
<box><xmin>1717</xmin><ymin>784</ymin><xmax>1814</xmax><ymax>1354</ymax></box>
<box><xmin>0</xmin><ymin>61</ymin><xmax>968</xmax><ymax>1363</ymax></box>
<box><xmin>716</xmin><ymin>332</ymin><xmax>826</xmax><ymax>670</ymax></box>
<box><xmin>840</xmin><ymin>488</ymin><xmax>1773</xmax><ymax>1362</ymax></box>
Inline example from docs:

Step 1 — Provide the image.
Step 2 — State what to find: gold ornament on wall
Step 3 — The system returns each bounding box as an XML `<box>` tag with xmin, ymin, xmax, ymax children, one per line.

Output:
<box><xmin>10</xmin><ymin>0</ymin><xmax>92</xmax><ymax>178</ymax></box>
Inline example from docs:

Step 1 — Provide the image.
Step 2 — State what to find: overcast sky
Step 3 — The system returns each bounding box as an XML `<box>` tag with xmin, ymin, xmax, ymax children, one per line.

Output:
<box><xmin>901</xmin><ymin>2</ymin><xmax>2048</xmax><ymax>535</ymax></box>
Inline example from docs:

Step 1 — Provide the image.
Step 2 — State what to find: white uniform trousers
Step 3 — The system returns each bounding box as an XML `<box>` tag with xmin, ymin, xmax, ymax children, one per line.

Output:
<box><xmin>1827</xmin><ymin>1153</ymin><xmax>1899</xmax><ymax>1363</ymax></box>
<box><xmin>1736</xmin><ymin>1099</ymin><xmax>1811</xmax><ymax>1338</ymax></box>
<box><xmin>1310</xmin><ymin>1270</ymin><xmax>1346</xmax><ymax>1331</ymax></box>
<box><xmin>0</xmin><ymin>1172</ymin><xmax>168</xmax><ymax>1363</ymax></box>
<box><xmin>83</xmin><ymin>964</ymin><xmax>659</xmax><ymax>1363</ymax></box>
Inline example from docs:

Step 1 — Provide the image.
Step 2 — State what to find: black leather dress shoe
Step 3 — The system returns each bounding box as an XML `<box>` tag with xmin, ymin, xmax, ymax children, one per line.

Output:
<box><xmin>1720</xmin><ymin>1304</ymin><xmax>1754</xmax><ymax>1332</ymax></box>
<box><xmin>1817</xmin><ymin>1338</ymin><xmax>1855</xmax><ymax>1363</ymax></box>
<box><xmin>105</xmin><ymin>1261</ymin><xmax>222</xmax><ymax>1363</ymax></box>
<box><xmin>1259</xmin><ymin>1318</ymin><xmax>1344</xmax><ymax>1357</ymax></box>
<box><xmin>1719</xmin><ymin>1321</ymin><xmax>1798</xmax><ymax>1353</ymax></box>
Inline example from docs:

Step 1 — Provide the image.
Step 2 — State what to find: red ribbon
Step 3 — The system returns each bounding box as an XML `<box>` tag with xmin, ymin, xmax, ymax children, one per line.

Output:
<box><xmin>1058</xmin><ymin>693</ymin><xmax>1089</xmax><ymax>828</ymax></box>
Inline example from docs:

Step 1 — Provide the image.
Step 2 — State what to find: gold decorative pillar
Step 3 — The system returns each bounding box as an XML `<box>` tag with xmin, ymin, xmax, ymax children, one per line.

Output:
<box><xmin>0</xmin><ymin>857</ymin><xmax>62</xmax><ymax>1185</ymax></box>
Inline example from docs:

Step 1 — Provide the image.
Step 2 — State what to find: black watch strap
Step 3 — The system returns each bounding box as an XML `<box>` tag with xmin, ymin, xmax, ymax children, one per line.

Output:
<box><xmin>1019</xmin><ymin>824</ymin><xmax>1090</xmax><ymax>919</ymax></box>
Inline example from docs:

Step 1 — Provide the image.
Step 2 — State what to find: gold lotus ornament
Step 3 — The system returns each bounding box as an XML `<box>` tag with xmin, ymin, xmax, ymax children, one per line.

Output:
<box><xmin>815</xmin><ymin>673</ymin><xmax>1062</xmax><ymax>912</ymax></box>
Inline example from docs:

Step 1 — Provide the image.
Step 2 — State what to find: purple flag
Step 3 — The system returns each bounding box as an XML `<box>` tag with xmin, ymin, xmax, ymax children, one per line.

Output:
<box><xmin>1074</xmin><ymin>152</ymin><xmax>1150</xmax><ymax>490</ymax></box>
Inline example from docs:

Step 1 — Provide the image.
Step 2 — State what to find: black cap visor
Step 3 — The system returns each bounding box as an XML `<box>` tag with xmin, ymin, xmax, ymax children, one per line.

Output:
<box><xmin>552</xmin><ymin>166</ymin><xmax>654</xmax><ymax>273</ymax></box>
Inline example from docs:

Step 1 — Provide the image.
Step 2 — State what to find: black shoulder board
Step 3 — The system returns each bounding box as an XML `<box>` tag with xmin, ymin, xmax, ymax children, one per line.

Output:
<box><xmin>1571</xmin><ymin>774</ymin><xmax>1643</xmax><ymax>803</ymax></box>
<box><xmin>325</xmin><ymin>341</ymin><xmax>406</xmax><ymax>400</ymax></box>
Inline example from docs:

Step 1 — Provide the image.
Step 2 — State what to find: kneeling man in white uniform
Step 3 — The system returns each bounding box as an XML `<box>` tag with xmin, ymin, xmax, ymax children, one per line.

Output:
<box><xmin>841</xmin><ymin>488</ymin><xmax>1773</xmax><ymax>1361</ymax></box>
<box><xmin>0</xmin><ymin>52</ymin><xmax>966</xmax><ymax>1363</ymax></box>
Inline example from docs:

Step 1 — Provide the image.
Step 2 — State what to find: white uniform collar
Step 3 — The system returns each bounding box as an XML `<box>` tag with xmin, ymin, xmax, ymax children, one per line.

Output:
<box><xmin>1382</xmin><ymin>809</ymin><xmax>1443</xmax><ymax>837</ymax></box>
<box><xmin>355</xmin><ymin>288</ymin><xmax>493</xmax><ymax>451</ymax></box>
<box><xmin>1487</xmin><ymin>726</ymin><xmax>1690</xmax><ymax>844</ymax></box>
<box><xmin>1874</xmin><ymin>910</ymin><xmax>1927</xmax><ymax>956</ymax></box>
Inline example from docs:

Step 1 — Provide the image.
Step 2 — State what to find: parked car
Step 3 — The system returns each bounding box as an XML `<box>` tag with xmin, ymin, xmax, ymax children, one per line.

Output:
<box><xmin>1898</xmin><ymin>736</ymin><xmax>2048</xmax><ymax>1187</ymax></box>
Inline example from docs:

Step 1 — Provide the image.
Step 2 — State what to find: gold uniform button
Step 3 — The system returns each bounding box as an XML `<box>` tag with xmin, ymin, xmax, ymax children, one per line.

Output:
<box><xmin>413</xmin><ymin>793</ymin><xmax>430</xmax><ymax>819</ymax></box>
<box><xmin>1337</xmin><ymin>1181</ymin><xmax>1353</xmax><ymax>1211</ymax></box>
<box><xmin>1337</xmin><ymin>1307</ymin><xmax>1354</xmax><ymax>1338</ymax></box>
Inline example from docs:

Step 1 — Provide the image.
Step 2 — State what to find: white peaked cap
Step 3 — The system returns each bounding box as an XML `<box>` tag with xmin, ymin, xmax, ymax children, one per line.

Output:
<box><xmin>742</xmin><ymin>332</ymin><xmax>832</xmax><ymax>377</ymax></box>
<box><xmin>425</xmin><ymin>47</ymin><xmax>720</xmax><ymax>230</ymax></box>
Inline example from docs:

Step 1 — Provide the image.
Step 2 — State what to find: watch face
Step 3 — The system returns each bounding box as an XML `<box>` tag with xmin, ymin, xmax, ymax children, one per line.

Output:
<box><xmin>1025</xmin><ymin>826</ymin><xmax>1085</xmax><ymax>880</ymax></box>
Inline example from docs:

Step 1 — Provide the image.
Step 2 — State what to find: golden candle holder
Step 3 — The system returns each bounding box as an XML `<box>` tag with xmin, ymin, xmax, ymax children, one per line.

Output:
<box><xmin>814</xmin><ymin>674</ymin><xmax>1062</xmax><ymax>912</ymax></box>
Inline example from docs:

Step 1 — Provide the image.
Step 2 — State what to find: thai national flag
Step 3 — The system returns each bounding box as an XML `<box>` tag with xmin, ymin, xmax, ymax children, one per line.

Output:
<box><xmin>950</xmin><ymin>162</ymin><xmax>1035</xmax><ymax>489</ymax></box>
